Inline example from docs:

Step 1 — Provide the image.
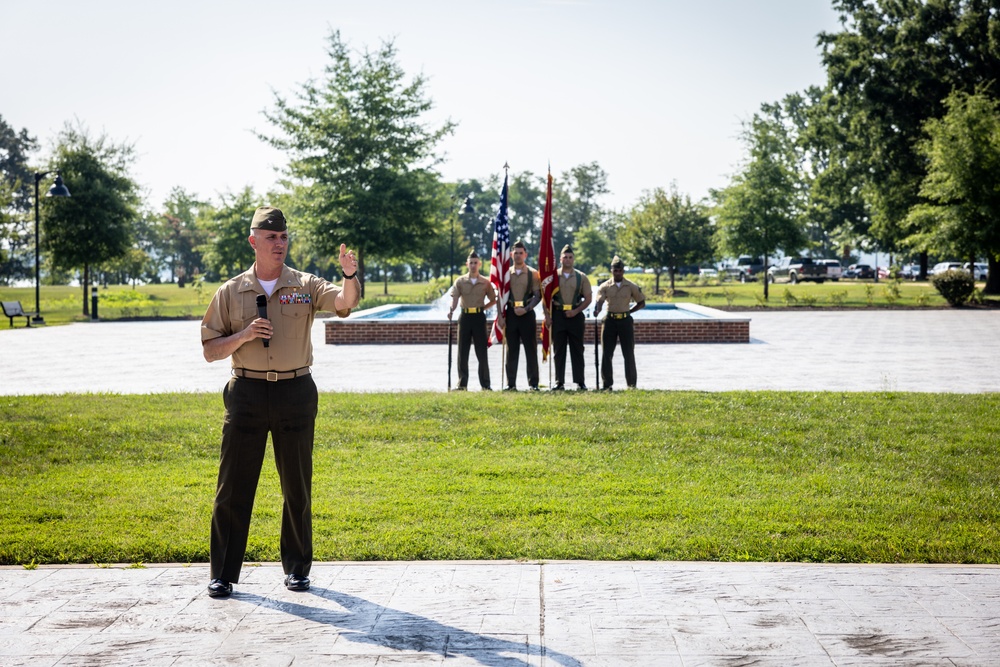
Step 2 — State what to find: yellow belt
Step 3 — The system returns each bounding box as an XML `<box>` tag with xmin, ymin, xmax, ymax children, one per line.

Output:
<box><xmin>608</xmin><ymin>312</ymin><xmax>630</xmax><ymax>319</ymax></box>
<box><xmin>462</xmin><ymin>307</ymin><xmax>483</xmax><ymax>314</ymax></box>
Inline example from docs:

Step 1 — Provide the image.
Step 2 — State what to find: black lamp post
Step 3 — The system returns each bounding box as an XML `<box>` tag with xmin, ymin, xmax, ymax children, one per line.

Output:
<box><xmin>450</xmin><ymin>195</ymin><xmax>474</xmax><ymax>285</ymax></box>
<box><xmin>33</xmin><ymin>172</ymin><xmax>71</xmax><ymax>325</ymax></box>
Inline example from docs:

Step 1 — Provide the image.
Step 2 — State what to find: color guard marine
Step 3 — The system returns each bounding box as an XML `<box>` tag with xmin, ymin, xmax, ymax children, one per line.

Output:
<box><xmin>448</xmin><ymin>250</ymin><xmax>497</xmax><ymax>390</ymax></box>
<box><xmin>593</xmin><ymin>255</ymin><xmax>646</xmax><ymax>389</ymax></box>
<box><xmin>544</xmin><ymin>244</ymin><xmax>592</xmax><ymax>390</ymax></box>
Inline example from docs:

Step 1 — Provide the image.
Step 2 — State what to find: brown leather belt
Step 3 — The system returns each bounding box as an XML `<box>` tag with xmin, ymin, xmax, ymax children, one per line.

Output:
<box><xmin>608</xmin><ymin>312</ymin><xmax>630</xmax><ymax>319</ymax></box>
<box><xmin>233</xmin><ymin>367</ymin><xmax>311</xmax><ymax>382</ymax></box>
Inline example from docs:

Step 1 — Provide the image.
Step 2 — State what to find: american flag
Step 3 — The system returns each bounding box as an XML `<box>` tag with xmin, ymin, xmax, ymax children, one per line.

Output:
<box><xmin>488</xmin><ymin>173</ymin><xmax>510</xmax><ymax>347</ymax></box>
<box><xmin>538</xmin><ymin>168</ymin><xmax>556</xmax><ymax>361</ymax></box>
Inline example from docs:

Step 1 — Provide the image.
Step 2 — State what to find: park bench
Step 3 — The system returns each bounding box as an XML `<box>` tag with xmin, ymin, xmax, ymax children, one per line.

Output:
<box><xmin>2</xmin><ymin>301</ymin><xmax>33</xmax><ymax>328</ymax></box>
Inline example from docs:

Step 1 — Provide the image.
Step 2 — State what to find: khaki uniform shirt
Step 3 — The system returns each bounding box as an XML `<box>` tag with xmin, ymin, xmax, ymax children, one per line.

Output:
<box><xmin>553</xmin><ymin>269</ymin><xmax>592</xmax><ymax>309</ymax></box>
<box><xmin>509</xmin><ymin>266</ymin><xmax>540</xmax><ymax>307</ymax></box>
<box><xmin>597</xmin><ymin>277</ymin><xmax>645</xmax><ymax>313</ymax></box>
<box><xmin>201</xmin><ymin>264</ymin><xmax>351</xmax><ymax>371</ymax></box>
<box><xmin>450</xmin><ymin>274</ymin><xmax>496</xmax><ymax>308</ymax></box>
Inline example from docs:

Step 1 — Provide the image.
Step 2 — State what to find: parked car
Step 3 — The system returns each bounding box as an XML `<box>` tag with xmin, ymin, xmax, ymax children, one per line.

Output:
<box><xmin>877</xmin><ymin>266</ymin><xmax>889</xmax><ymax>279</ymax></box>
<box><xmin>931</xmin><ymin>261</ymin><xmax>962</xmax><ymax>275</ymax></box>
<box><xmin>767</xmin><ymin>257</ymin><xmax>827</xmax><ymax>284</ymax></box>
<box><xmin>816</xmin><ymin>259</ymin><xmax>842</xmax><ymax>281</ymax></box>
<box><xmin>698</xmin><ymin>267</ymin><xmax>719</xmax><ymax>278</ymax></box>
<box><xmin>899</xmin><ymin>264</ymin><xmax>921</xmax><ymax>280</ymax></box>
<box><xmin>964</xmin><ymin>262</ymin><xmax>989</xmax><ymax>280</ymax></box>
<box><xmin>723</xmin><ymin>256</ymin><xmax>765</xmax><ymax>283</ymax></box>
<box><xmin>844</xmin><ymin>264</ymin><xmax>875</xmax><ymax>279</ymax></box>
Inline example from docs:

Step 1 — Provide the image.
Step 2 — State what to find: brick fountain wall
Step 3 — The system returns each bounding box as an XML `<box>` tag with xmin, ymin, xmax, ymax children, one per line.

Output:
<box><xmin>325</xmin><ymin>317</ymin><xmax>749</xmax><ymax>345</ymax></box>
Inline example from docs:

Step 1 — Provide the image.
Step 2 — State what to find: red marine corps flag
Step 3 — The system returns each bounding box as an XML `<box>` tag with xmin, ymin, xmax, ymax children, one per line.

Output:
<box><xmin>538</xmin><ymin>167</ymin><xmax>556</xmax><ymax>361</ymax></box>
<box><xmin>488</xmin><ymin>170</ymin><xmax>510</xmax><ymax>347</ymax></box>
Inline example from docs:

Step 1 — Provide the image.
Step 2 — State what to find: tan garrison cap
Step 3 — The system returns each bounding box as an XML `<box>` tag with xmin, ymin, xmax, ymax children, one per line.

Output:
<box><xmin>250</xmin><ymin>206</ymin><xmax>287</xmax><ymax>231</ymax></box>
<box><xmin>561</xmin><ymin>244</ymin><xmax>574</xmax><ymax>255</ymax></box>
<box><xmin>611</xmin><ymin>255</ymin><xmax>625</xmax><ymax>269</ymax></box>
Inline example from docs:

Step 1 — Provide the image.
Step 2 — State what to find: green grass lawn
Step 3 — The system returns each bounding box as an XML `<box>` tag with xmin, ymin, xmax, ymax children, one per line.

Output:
<box><xmin>2</xmin><ymin>391</ymin><xmax>998</xmax><ymax>566</ymax></box>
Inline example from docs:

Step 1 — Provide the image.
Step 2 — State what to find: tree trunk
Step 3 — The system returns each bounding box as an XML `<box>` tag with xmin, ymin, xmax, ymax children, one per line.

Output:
<box><xmin>82</xmin><ymin>263</ymin><xmax>90</xmax><ymax>317</ymax></box>
<box><xmin>985</xmin><ymin>256</ymin><xmax>999</xmax><ymax>295</ymax></box>
<box><xmin>358</xmin><ymin>249</ymin><xmax>366</xmax><ymax>299</ymax></box>
<box><xmin>384</xmin><ymin>267</ymin><xmax>389</xmax><ymax>295</ymax></box>
<box><xmin>763</xmin><ymin>256</ymin><xmax>770</xmax><ymax>301</ymax></box>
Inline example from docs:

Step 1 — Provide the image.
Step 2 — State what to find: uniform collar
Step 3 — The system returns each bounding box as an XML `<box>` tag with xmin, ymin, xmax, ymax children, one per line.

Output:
<box><xmin>238</xmin><ymin>264</ymin><xmax>304</xmax><ymax>293</ymax></box>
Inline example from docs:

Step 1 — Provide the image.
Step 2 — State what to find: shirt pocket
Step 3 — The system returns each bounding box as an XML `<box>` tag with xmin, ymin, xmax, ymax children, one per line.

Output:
<box><xmin>280</xmin><ymin>304</ymin><xmax>312</xmax><ymax>339</ymax></box>
<box><xmin>233</xmin><ymin>302</ymin><xmax>258</xmax><ymax>333</ymax></box>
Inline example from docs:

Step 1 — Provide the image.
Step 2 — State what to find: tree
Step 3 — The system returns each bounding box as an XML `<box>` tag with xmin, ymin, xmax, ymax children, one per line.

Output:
<box><xmin>818</xmin><ymin>0</ymin><xmax>1000</xmax><ymax>254</ymax></box>
<box><xmin>43</xmin><ymin>123</ymin><xmax>140</xmax><ymax>315</ymax></box>
<box><xmin>620</xmin><ymin>186</ymin><xmax>714</xmax><ymax>294</ymax></box>
<box><xmin>574</xmin><ymin>220</ymin><xmax>613</xmax><ymax>275</ymax></box>
<box><xmin>199</xmin><ymin>187</ymin><xmax>261</xmax><ymax>282</ymax></box>
<box><xmin>261</xmin><ymin>30</ymin><xmax>455</xmax><ymax>297</ymax></box>
<box><xmin>161</xmin><ymin>187</ymin><xmax>208</xmax><ymax>286</ymax></box>
<box><xmin>552</xmin><ymin>162</ymin><xmax>610</xmax><ymax>253</ymax></box>
<box><xmin>712</xmin><ymin>114</ymin><xmax>806</xmax><ymax>300</ymax></box>
<box><xmin>905</xmin><ymin>90</ymin><xmax>1000</xmax><ymax>294</ymax></box>
<box><xmin>0</xmin><ymin>115</ymin><xmax>38</xmax><ymax>285</ymax></box>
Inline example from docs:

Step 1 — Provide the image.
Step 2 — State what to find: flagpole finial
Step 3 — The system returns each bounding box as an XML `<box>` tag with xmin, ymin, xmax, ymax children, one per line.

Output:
<box><xmin>503</xmin><ymin>162</ymin><xmax>509</xmax><ymax>173</ymax></box>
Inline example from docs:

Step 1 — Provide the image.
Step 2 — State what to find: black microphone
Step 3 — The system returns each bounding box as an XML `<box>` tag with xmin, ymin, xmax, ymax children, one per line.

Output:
<box><xmin>256</xmin><ymin>294</ymin><xmax>269</xmax><ymax>348</ymax></box>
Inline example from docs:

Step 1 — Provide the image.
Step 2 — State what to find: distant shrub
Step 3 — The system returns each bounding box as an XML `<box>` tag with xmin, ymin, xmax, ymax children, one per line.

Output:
<box><xmin>828</xmin><ymin>290</ymin><xmax>848</xmax><ymax>306</ymax></box>
<box><xmin>864</xmin><ymin>283</ymin><xmax>875</xmax><ymax>306</ymax></box>
<box><xmin>800</xmin><ymin>294</ymin><xmax>818</xmax><ymax>307</ymax></box>
<box><xmin>782</xmin><ymin>288</ymin><xmax>797</xmax><ymax>305</ymax></box>
<box><xmin>883</xmin><ymin>279</ymin><xmax>902</xmax><ymax>305</ymax></box>
<box><xmin>930</xmin><ymin>269</ymin><xmax>976</xmax><ymax>306</ymax></box>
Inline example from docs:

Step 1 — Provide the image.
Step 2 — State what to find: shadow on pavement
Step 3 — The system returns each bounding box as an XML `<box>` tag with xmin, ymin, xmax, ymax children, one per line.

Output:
<box><xmin>234</xmin><ymin>586</ymin><xmax>583</xmax><ymax>667</ymax></box>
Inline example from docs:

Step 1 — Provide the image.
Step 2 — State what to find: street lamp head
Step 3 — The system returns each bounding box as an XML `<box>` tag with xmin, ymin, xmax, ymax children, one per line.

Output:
<box><xmin>460</xmin><ymin>195</ymin><xmax>474</xmax><ymax>216</ymax></box>
<box><xmin>46</xmin><ymin>174</ymin><xmax>71</xmax><ymax>198</ymax></box>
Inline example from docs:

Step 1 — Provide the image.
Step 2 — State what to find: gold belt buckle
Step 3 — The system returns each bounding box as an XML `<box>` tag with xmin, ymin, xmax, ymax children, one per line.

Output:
<box><xmin>514</xmin><ymin>300</ymin><xmax>524</xmax><ymax>307</ymax></box>
<box><xmin>266</xmin><ymin>371</ymin><xmax>279</xmax><ymax>382</ymax></box>
<box><xmin>562</xmin><ymin>304</ymin><xmax>572</xmax><ymax>311</ymax></box>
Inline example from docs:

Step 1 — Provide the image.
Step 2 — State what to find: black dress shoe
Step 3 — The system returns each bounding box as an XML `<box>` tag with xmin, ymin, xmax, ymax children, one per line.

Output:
<box><xmin>207</xmin><ymin>579</ymin><xmax>232</xmax><ymax>598</ymax></box>
<box><xmin>284</xmin><ymin>574</ymin><xmax>310</xmax><ymax>591</ymax></box>
<box><xmin>576</xmin><ymin>384</ymin><xmax>588</xmax><ymax>391</ymax></box>
<box><xmin>503</xmin><ymin>386</ymin><xmax>517</xmax><ymax>392</ymax></box>
<box><xmin>551</xmin><ymin>384</ymin><xmax>565</xmax><ymax>391</ymax></box>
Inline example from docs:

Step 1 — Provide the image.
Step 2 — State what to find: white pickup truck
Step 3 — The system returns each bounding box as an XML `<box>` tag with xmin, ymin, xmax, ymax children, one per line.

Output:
<box><xmin>816</xmin><ymin>259</ymin><xmax>842</xmax><ymax>281</ymax></box>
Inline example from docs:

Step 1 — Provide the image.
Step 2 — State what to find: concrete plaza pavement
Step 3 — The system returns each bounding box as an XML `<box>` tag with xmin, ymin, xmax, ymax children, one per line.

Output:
<box><xmin>2</xmin><ymin>561</ymin><xmax>1000</xmax><ymax>666</ymax></box>
<box><xmin>2</xmin><ymin>309</ymin><xmax>999</xmax><ymax>665</ymax></box>
<box><xmin>1</xmin><ymin>309</ymin><xmax>999</xmax><ymax>394</ymax></box>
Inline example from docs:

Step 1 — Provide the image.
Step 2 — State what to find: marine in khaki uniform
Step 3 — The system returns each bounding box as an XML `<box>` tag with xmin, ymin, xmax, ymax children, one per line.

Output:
<box><xmin>448</xmin><ymin>250</ymin><xmax>497</xmax><ymax>390</ymax></box>
<box><xmin>200</xmin><ymin>206</ymin><xmax>359</xmax><ymax>598</ymax></box>
<box><xmin>543</xmin><ymin>244</ymin><xmax>592</xmax><ymax>390</ymax></box>
<box><xmin>593</xmin><ymin>255</ymin><xmax>646</xmax><ymax>389</ymax></box>
<box><xmin>503</xmin><ymin>240</ymin><xmax>541</xmax><ymax>390</ymax></box>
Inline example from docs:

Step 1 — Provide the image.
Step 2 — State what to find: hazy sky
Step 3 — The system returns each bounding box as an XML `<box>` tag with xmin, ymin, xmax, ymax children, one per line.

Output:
<box><xmin>4</xmin><ymin>0</ymin><xmax>841</xmax><ymax>213</ymax></box>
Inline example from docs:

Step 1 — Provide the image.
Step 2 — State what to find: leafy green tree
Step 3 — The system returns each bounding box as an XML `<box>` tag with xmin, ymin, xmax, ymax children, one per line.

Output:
<box><xmin>818</xmin><ymin>0</ymin><xmax>1000</xmax><ymax>255</ymax></box>
<box><xmin>552</xmin><ymin>162</ymin><xmax>610</xmax><ymax>253</ymax></box>
<box><xmin>574</xmin><ymin>220</ymin><xmax>613</xmax><ymax>275</ymax></box>
<box><xmin>199</xmin><ymin>187</ymin><xmax>261</xmax><ymax>282</ymax></box>
<box><xmin>712</xmin><ymin>114</ymin><xmax>806</xmax><ymax>300</ymax></box>
<box><xmin>161</xmin><ymin>187</ymin><xmax>209</xmax><ymax>286</ymax></box>
<box><xmin>0</xmin><ymin>116</ymin><xmax>38</xmax><ymax>285</ymax></box>
<box><xmin>507</xmin><ymin>170</ymin><xmax>545</xmax><ymax>248</ymax></box>
<box><xmin>621</xmin><ymin>186</ymin><xmax>714</xmax><ymax>294</ymax></box>
<box><xmin>43</xmin><ymin>123</ymin><xmax>141</xmax><ymax>315</ymax></box>
<box><xmin>261</xmin><ymin>30</ymin><xmax>455</xmax><ymax>297</ymax></box>
<box><xmin>905</xmin><ymin>90</ymin><xmax>1000</xmax><ymax>294</ymax></box>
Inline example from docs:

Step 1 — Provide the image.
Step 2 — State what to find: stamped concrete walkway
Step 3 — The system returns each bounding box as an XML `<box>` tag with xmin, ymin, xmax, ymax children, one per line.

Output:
<box><xmin>1</xmin><ymin>309</ymin><xmax>999</xmax><ymax>394</ymax></box>
<box><xmin>2</xmin><ymin>310</ymin><xmax>999</xmax><ymax>665</ymax></box>
<box><xmin>2</xmin><ymin>561</ymin><xmax>999</xmax><ymax>666</ymax></box>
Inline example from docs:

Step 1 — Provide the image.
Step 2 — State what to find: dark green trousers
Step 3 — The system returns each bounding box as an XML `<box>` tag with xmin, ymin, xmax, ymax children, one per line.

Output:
<box><xmin>601</xmin><ymin>316</ymin><xmax>637</xmax><ymax>388</ymax></box>
<box><xmin>553</xmin><ymin>309</ymin><xmax>586</xmax><ymax>387</ymax></box>
<box><xmin>211</xmin><ymin>374</ymin><xmax>317</xmax><ymax>583</ymax></box>
<box><xmin>505</xmin><ymin>307</ymin><xmax>538</xmax><ymax>389</ymax></box>
<box><xmin>457</xmin><ymin>312</ymin><xmax>490</xmax><ymax>389</ymax></box>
